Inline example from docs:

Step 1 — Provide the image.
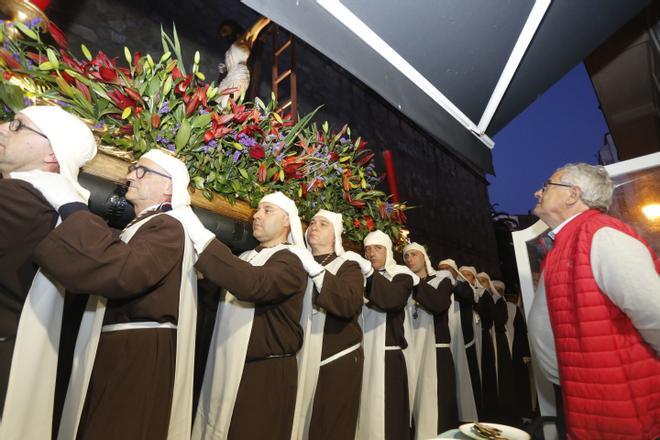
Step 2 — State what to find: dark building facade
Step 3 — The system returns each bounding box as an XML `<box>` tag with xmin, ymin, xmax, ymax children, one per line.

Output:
<box><xmin>48</xmin><ymin>0</ymin><xmax>500</xmax><ymax>273</ymax></box>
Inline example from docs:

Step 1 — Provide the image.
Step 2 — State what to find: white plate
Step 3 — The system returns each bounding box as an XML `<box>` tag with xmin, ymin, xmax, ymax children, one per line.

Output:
<box><xmin>459</xmin><ymin>422</ymin><xmax>530</xmax><ymax>440</ymax></box>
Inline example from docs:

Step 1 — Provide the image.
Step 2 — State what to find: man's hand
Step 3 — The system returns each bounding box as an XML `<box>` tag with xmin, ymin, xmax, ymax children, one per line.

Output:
<box><xmin>170</xmin><ymin>207</ymin><xmax>216</xmax><ymax>254</ymax></box>
<box><xmin>11</xmin><ymin>170</ymin><xmax>84</xmax><ymax>210</ymax></box>
<box><xmin>342</xmin><ymin>251</ymin><xmax>374</xmax><ymax>277</ymax></box>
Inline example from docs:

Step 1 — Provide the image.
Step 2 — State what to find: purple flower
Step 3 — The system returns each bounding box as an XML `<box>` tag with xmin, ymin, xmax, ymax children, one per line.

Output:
<box><xmin>27</xmin><ymin>17</ymin><xmax>42</xmax><ymax>29</ymax></box>
<box><xmin>203</xmin><ymin>139</ymin><xmax>218</xmax><ymax>153</ymax></box>
<box><xmin>158</xmin><ymin>101</ymin><xmax>170</xmax><ymax>115</ymax></box>
<box><xmin>198</xmin><ymin>108</ymin><xmax>208</xmax><ymax>115</ymax></box>
<box><xmin>232</xmin><ymin>150</ymin><xmax>241</xmax><ymax>163</ymax></box>
<box><xmin>237</xmin><ymin>133</ymin><xmax>256</xmax><ymax>148</ymax></box>
<box><xmin>166</xmin><ymin>143</ymin><xmax>175</xmax><ymax>152</ymax></box>
<box><xmin>93</xmin><ymin>122</ymin><xmax>105</xmax><ymax>129</ymax></box>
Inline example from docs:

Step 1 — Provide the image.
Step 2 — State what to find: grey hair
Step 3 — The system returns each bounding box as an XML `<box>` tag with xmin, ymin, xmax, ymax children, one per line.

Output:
<box><xmin>556</xmin><ymin>163</ymin><xmax>614</xmax><ymax>211</ymax></box>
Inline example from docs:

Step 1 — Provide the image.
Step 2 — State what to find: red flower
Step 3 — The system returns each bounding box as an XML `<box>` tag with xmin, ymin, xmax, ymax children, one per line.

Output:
<box><xmin>283</xmin><ymin>156</ymin><xmax>304</xmax><ymax>179</ymax></box>
<box><xmin>107</xmin><ymin>89</ymin><xmax>135</xmax><ymax>110</ymax></box>
<box><xmin>133</xmin><ymin>51</ymin><xmax>142</xmax><ymax>66</ymax></box>
<box><xmin>118</xmin><ymin>124</ymin><xmax>133</xmax><ymax>135</ymax></box>
<box><xmin>124</xmin><ymin>88</ymin><xmax>143</xmax><ymax>104</ymax></box>
<box><xmin>3</xmin><ymin>71</ymin><xmax>12</xmax><ymax>81</ymax></box>
<box><xmin>203</xmin><ymin>130</ymin><xmax>214</xmax><ymax>143</ymax></box>
<box><xmin>75</xmin><ymin>79</ymin><xmax>92</xmax><ymax>103</ymax></box>
<box><xmin>257</xmin><ymin>162</ymin><xmax>267</xmax><ymax>183</ymax></box>
<box><xmin>364</xmin><ymin>216</ymin><xmax>375</xmax><ymax>231</ymax></box>
<box><xmin>356</xmin><ymin>151</ymin><xmax>375</xmax><ymax>167</ymax></box>
<box><xmin>151</xmin><ymin>114</ymin><xmax>161</xmax><ymax>129</ymax></box>
<box><xmin>249</xmin><ymin>145</ymin><xmax>265</xmax><ymax>160</ymax></box>
<box><xmin>60</xmin><ymin>70</ymin><xmax>76</xmax><ymax>84</ymax></box>
<box><xmin>0</xmin><ymin>49</ymin><xmax>21</xmax><ymax>70</ymax></box>
<box><xmin>175</xmin><ymin>74</ymin><xmax>193</xmax><ymax>95</ymax></box>
<box><xmin>350</xmin><ymin>200</ymin><xmax>367</xmax><ymax>209</ymax></box>
<box><xmin>328</xmin><ymin>151</ymin><xmax>339</xmax><ymax>162</ymax></box>
<box><xmin>99</xmin><ymin>66</ymin><xmax>118</xmax><ymax>82</ymax></box>
<box><xmin>47</xmin><ymin>22</ymin><xmax>68</xmax><ymax>48</ymax></box>
<box><xmin>172</xmin><ymin>67</ymin><xmax>183</xmax><ymax>80</ymax></box>
<box><xmin>353</xmin><ymin>218</ymin><xmax>361</xmax><ymax>228</ymax></box>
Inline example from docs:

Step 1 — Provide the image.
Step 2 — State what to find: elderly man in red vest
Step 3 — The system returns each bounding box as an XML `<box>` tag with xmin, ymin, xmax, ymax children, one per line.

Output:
<box><xmin>527</xmin><ymin>162</ymin><xmax>660</xmax><ymax>440</ymax></box>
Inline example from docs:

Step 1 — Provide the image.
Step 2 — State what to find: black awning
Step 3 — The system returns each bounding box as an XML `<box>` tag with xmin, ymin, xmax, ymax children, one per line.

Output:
<box><xmin>242</xmin><ymin>0</ymin><xmax>648</xmax><ymax>174</ymax></box>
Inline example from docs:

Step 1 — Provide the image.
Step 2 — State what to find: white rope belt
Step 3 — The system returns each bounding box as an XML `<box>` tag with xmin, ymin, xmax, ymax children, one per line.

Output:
<box><xmin>384</xmin><ymin>345</ymin><xmax>402</xmax><ymax>351</ymax></box>
<box><xmin>435</xmin><ymin>343</ymin><xmax>451</xmax><ymax>348</ymax></box>
<box><xmin>101</xmin><ymin>321</ymin><xmax>177</xmax><ymax>333</ymax></box>
<box><xmin>464</xmin><ymin>339</ymin><xmax>475</xmax><ymax>348</ymax></box>
<box><xmin>320</xmin><ymin>343</ymin><xmax>361</xmax><ymax>366</ymax></box>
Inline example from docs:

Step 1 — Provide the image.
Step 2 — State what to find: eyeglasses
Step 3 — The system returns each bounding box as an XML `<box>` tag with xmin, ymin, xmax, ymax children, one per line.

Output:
<box><xmin>541</xmin><ymin>180</ymin><xmax>573</xmax><ymax>192</ymax></box>
<box><xmin>127</xmin><ymin>164</ymin><xmax>171</xmax><ymax>180</ymax></box>
<box><xmin>8</xmin><ymin>119</ymin><xmax>48</xmax><ymax>139</ymax></box>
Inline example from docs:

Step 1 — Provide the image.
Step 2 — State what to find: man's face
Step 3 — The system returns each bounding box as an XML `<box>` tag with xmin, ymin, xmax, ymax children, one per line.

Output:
<box><xmin>252</xmin><ymin>202</ymin><xmax>290</xmax><ymax>244</ymax></box>
<box><xmin>125</xmin><ymin>158</ymin><xmax>172</xmax><ymax>207</ymax></box>
<box><xmin>404</xmin><ymin>249</ymin><xmax>426</xmax><ymax>275</ymax></box>
<box><xmin>533</xmin><ymin>170</ymin><xmax>578</xmax><ymax>228</ymax></box>
<box><xmin>459</xmin><ymin>269</ymin><xmax>475</xmax><ymax>285</ymax></box>
<box><xmin>365</xmin><ymin>244</ymin><xmax>387</xmax><ymax>270</ymax></box>
<box><xmin>306</xmin><ymin>215</ymin><xmax>335</xmax><ymax>251</ymax></box>
<box><xmin>0</xmin><ymin>114</ymin><xmax>54</xmax><ymax>174</ymax></box>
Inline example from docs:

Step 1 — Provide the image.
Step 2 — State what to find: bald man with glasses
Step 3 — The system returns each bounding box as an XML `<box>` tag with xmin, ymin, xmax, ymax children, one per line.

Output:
<box><xmin>0</xmin><ymin>106</ymin><xmax>97</xmax><ymax>439</ymax></box>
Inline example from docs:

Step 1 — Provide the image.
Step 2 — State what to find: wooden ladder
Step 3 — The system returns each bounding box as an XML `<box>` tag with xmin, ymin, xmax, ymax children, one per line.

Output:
<box><xmin>271</xmin><ymin>25</ymin><xmax>298</xmax><ymax>121</ymax></box>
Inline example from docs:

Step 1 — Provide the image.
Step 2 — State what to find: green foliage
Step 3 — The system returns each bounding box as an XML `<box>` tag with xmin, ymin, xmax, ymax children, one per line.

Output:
<box><xmin>0</xmin><ymin>20</ymin><xmax>410</xmax><ymax>242</ymax></box>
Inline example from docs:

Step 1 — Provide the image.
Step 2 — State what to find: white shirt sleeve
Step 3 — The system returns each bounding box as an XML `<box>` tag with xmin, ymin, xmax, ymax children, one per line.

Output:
<box><xmin>591</xmin><ymin>227</ymin><xmax>660</xmax><ymax>355</ymax></box>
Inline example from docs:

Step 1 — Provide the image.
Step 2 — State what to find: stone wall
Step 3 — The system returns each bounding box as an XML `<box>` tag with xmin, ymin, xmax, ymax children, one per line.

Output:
<box><xmin>47</xmin><ymin>0</ymin><xmax>500</xmax><ymax>273</ymax></box>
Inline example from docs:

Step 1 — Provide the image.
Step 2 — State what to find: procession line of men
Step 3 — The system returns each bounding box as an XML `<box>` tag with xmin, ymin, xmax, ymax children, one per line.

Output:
<box><xmin>0</xmin><ymin>105</ymin><xmax>532</xmax><ymax>440</ymax></box>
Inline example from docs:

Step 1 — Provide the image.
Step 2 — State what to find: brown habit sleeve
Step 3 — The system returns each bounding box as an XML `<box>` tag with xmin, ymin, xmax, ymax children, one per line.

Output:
<box><xmin>365</xmin><ymin>271</ymin><xmax>413</xmax><ymax>311</ymax></box>
<box><xmin>196</xmin><ymin>239</ymin><xmax>307</xmax><ymax>303</ymax></box>
<box><xmin>414</xmin><ymin>278</ymin><xmax>452</xmax><ymax>315</ymax></box>
<box><xmin>33</xmin><ymin>211</ymin><xmax>184</xmax><ymax>299</ymax></box>
<box><xmin>315</xmin><ymin>260</ymin><xmax>364</xmax><ymax>319</ymax></box>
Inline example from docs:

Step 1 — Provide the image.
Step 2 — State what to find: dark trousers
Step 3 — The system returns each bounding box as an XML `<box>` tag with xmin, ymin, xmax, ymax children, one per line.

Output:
<box><xmin>552</xmin><ymin>384</ymin><xmax>567</xmax><ymax>440</ymax></box>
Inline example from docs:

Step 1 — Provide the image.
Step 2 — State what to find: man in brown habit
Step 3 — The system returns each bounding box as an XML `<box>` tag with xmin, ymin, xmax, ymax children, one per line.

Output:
<box><xmin>291</xmin><ymin>209</ymin><xmax>369</xmax><ymax>439</ymax></box>
<box><xmin>179</xmin><ymin>191</ymin><xmax>316</xmax><ymax>440</ymax></box>
<box><xmin>357</xmin><ymin>230</ymin><xmax>419</xmax><ymax>440</ymax></box>
<box><xmin>0</xmin><ymin>105</ymin><xmax>96</xmax><ymax>439</ymax></box>
<box><xmin>29</xmin><ymin>149</ymin><xmax>198</xmax><ymax>440</ymax></box>
<box><xmin>403</xmin><ymin>243</ymin><xmax>458</xmax><ymax>438</ymax></box>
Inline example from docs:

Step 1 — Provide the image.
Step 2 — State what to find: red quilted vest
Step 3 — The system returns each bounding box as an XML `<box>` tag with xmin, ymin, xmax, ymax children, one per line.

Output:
<box><xmin>544</xmin><ymin>209</ymin><xmax>660</xmax><ymax>440</ymax></box>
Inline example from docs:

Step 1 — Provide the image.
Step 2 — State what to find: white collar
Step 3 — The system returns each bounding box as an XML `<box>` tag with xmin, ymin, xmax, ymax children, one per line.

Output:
<box><xmin>548</xmin><ymin>212</ymin><xmax>582</xmax><ymax>240</ymax></box>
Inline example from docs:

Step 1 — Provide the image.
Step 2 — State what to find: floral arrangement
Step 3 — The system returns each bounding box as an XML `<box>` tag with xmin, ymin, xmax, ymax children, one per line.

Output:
<box><xmin>0</xmin><ymin>18</ymin><xmax>409</xmax><ymax>242</ymax></box>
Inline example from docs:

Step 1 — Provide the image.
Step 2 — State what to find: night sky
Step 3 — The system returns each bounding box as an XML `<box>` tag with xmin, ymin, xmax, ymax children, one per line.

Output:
<box><xmin>487</xmin><ymin>63</ymin><xmax>609</xmax><ymax>216</ymax></box>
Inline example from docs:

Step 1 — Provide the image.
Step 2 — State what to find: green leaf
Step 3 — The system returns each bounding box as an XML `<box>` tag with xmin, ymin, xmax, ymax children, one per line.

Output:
<box><xmin>191</xmin><ymin>176</ymin><xmax>205</xmax><ymax>189</ymax></box>
<box><xmin>195</xmin><ymin>71</ymin><xmax>205</xmax><ymax>80</ymax></box>
<box><xmin>163</xmin><ymin>76</ymin><xmax>173</xmax><ymax>96</ymax></box>
<box><xmin>121</xmin><ymin>107</ymin><xmax>132</xmax><ymax>119</ymax></box>
<box><xmin>81</xmin><ymin>44</ymin><xmax>93</xmax><ymax>61</ymax></box>
<box><xmin>0</xmin><ymin>82</ymin><xmax>27</xmax><ymax>113</ymax></box>
<box><xmin>14</xmin><ymin>21</ymin><xmax>37</xmax><ymax>40</ymax></box>
<box><xmin>160</xmin><ymin>51</ymin><xmax>172</xmax><ymax>63</ymax></box>
<box><xmin>191</xmin><ymin>112</ymin><xmax>211</xmax><ymax>128</ymax></box>
<box><xmin>175</xmin><ymin>120</ymin><xmax>192</xmax><ymax>151</ymax></box>
<box><xmin>46</xmin><ymin>48</ymin><xmax>59</xmax><ymax>69</ymax></box>
<box><xmin>238</xmin><ymin>168</ymin><xmax>249</xmax><ymax>179</ymax></box>
<box><xmin>283</xmin><ymin>105</ymin><xmax>321</xmax><ymax>147</ymax></box>
<box><xmin>38</xmin><ymin>61</ymin><xmax>54</xmax><ymax>71</ymax></box>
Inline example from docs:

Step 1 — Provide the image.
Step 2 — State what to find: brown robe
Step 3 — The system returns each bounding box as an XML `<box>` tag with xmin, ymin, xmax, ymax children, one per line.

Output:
<box><xmin>0</xmin><ymin>179</ymin><xmax>58</xmax><ymax>417</ymax></box>
<box><xmin>365</xmin><ymin>270</ymin><xmax>414</xmax><ymax>440</ymax></box>
<box><xmin>33</xmin><ymin>208</ymin><xmax>185</xmax><ymax>440</ymax></box>
<box><xmin>308</xmin><ymin>254</ymin><xmax>364</xmax><ymax>440</ymax></box>
<box><xmin>413</xmin><ymin>275</ymin><xmax>459</xmax><ymax>432</ymax></box>
<box><xmin>195</xmin><ymin>239</ymin><xmax>308</xmax><ymax>440</ymax></box>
